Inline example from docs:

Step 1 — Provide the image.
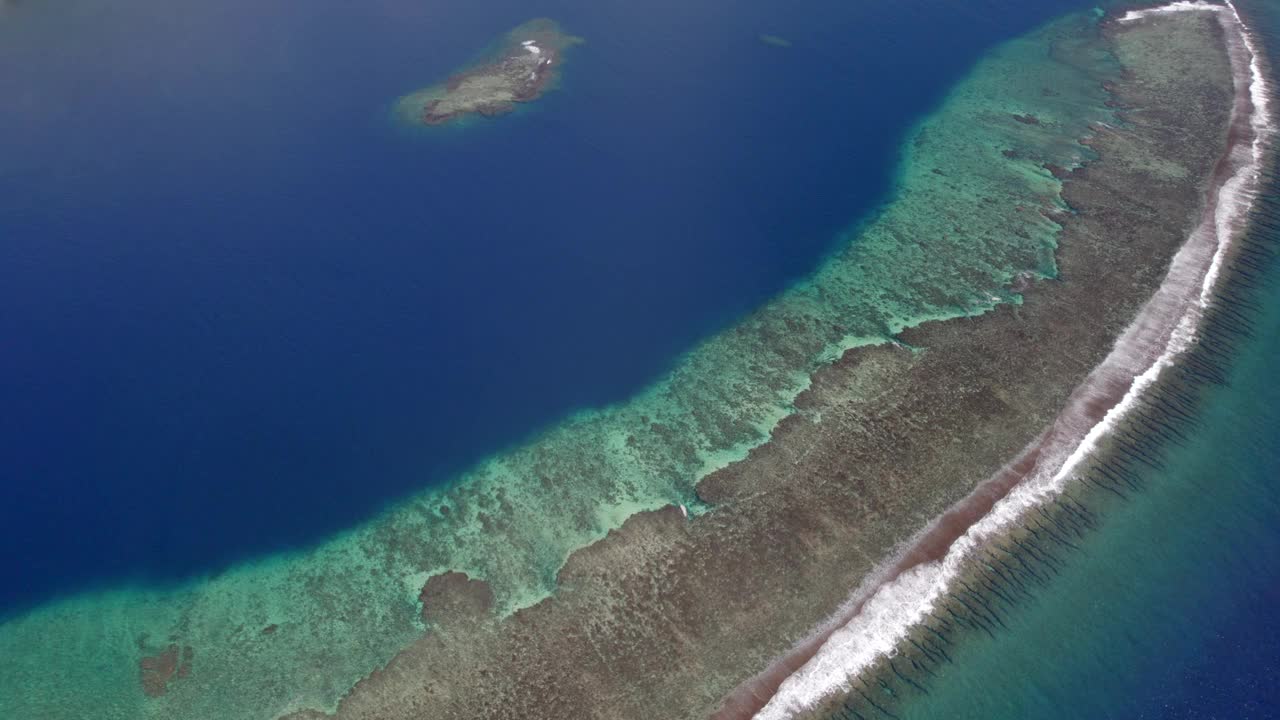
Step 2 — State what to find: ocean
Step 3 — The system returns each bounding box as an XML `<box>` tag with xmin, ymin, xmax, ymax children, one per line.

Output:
<box><xmin>4</xmin><ymin>0</ymin><xmax>1280</xmax><ymax>718</ymax></box>
<box><xmin>0</xmin><ymin>0</ymin><xmax>1091</xmax><ymax>613</ymax></box>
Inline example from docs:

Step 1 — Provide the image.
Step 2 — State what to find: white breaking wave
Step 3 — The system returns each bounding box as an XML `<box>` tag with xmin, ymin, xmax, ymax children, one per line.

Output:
<box><xmin>1119</xmin><ymin>0</ymin><xmax>1229</xmax><ymax>20</ymax></box>
<box><xmin>755</xmin><ymin>3</ymin><xmax>1274</xmax><ymax>718</ymax></box>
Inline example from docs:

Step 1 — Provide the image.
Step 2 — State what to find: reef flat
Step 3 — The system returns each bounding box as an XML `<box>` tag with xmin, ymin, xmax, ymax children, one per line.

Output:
<box><xmin>284</xmin><ymin>7</ymin><xmax>1242</xmax><ymax>720</ymax></box>
<box><xmin>394</xmin><ymin>19</ymin><xmax>581</xmax><ymax>127</ymax></box>
<box><xmin>0</xmin><ymin>5</ymin><xmax>1247</xmax><ymax>720</ymax></box>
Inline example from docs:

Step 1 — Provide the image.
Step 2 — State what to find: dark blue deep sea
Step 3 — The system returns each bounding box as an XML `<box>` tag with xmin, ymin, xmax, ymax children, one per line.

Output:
<box><xmin>0</xmin><ymin>0</ymin><xmax>1096</xmax><ymax>614</ymax></box>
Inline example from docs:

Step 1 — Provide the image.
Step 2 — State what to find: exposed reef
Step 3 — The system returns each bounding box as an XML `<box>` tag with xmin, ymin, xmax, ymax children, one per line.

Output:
<box><xmin>0</xmin><ymin>7</ymin><xmax>1249</xmax><ymax>720</ymax></box>
<box><xmin>759</xmin><ymin>34</ymin><xmax>793</xmax><ymax>48</ymax></box>
<box><xmin>394</xmin><ymin>19</ymin><xmax>581</xmax><ymax>127</ymax></box>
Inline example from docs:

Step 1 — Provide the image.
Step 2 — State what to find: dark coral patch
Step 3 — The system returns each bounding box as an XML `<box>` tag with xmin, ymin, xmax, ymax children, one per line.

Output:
<box><xmin>418</xmin><ymin>571</ymin><xmax>495</xmax><ymax>626</ymax></box>
<box><xmin>1043</xmin><ymin>163</ymin><xmax>1072</xmax><ymax>179</ymax></box>
<box><xmin>138</xmin><ymin>643</ymin><xmax>193</xmax><ymax>697</ymax></box>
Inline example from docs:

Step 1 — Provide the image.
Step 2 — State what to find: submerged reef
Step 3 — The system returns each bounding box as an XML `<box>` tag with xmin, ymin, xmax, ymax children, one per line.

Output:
<box><xmin>138</xmin><ymin>643</ymin><xmax>194</xmax><ymax>698</ymax></box>
<box><xmin>394</xmin><ymin>19</ymin><xmax>581</xmax><ymax>127</ymax></box>
<box><xmin>0</xmin><ymin>5</ymin><xmax>1255</xmax><ymax>720</ymax></box>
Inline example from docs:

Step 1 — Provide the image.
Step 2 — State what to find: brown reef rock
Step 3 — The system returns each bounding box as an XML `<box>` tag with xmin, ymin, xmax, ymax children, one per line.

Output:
<box><xmin>396</xmin><ymin>19</ymin><xmax>582</xmax><ymax>127</ymax></box>
<box><xmin>418</xmin><ymin>571</ymin><xmax>495</xmax><ymax>626</ymax></box>
<box><xmin>281</xmin><ymin>11</ymin><xmax>1236</xmax><ymax>720</ymax></box>
<box><xmin>138</xmin><ymin>643</ymin><xmax>194</xmax><ymax>698</ymax></box>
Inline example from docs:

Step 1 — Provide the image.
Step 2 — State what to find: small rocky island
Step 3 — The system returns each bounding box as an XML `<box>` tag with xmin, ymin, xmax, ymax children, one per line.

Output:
<box><xmin>396</xmin><ymin>19</ymin><xmax>581</xmax><ymax>127</ymax></box>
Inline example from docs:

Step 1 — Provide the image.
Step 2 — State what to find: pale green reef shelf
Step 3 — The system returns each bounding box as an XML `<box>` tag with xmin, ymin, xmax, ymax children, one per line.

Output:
<box><xmin>0</xmin><ymin>14</ymin><xmax>1116</xmax><ymax>720</ymax></box>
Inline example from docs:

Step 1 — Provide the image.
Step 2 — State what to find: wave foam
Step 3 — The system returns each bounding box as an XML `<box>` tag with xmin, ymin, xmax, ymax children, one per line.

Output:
<box><xmin>755</xmin><ymin>3</ymin><xmax>1274</xmax><ymax>717</ymax></box>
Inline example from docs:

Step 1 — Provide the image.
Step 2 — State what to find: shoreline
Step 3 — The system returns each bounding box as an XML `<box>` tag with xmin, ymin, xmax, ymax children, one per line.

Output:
<box><xmin>744</xmin><ymin>2</ymin><xmax>1274</xmax><ymax>717</ymax></box>
<box><xmin>393</xmin><ymin>19</ymin><xmax>581</xmax><ymax>128</ymax></box>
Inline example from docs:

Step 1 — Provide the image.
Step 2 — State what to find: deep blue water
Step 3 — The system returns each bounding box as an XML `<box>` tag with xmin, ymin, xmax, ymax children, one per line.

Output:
<box><xmin>0</xmin><ymin>0</ymin><xmax>1093</xmax><ymax>614</ymax></box>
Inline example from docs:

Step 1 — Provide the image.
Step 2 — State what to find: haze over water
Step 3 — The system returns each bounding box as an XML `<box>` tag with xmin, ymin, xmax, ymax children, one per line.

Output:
<box><xmin>0</xmin><ymin>0</ymin><xmax>1090</xmax><ymax>613</ymax></box>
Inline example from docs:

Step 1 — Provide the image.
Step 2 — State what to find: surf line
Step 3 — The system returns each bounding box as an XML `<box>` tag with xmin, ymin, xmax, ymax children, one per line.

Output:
<box><xmin>712</xmin><ymin>4</ymin><xmax>1276</xmax><ymax>718</ymax></box>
